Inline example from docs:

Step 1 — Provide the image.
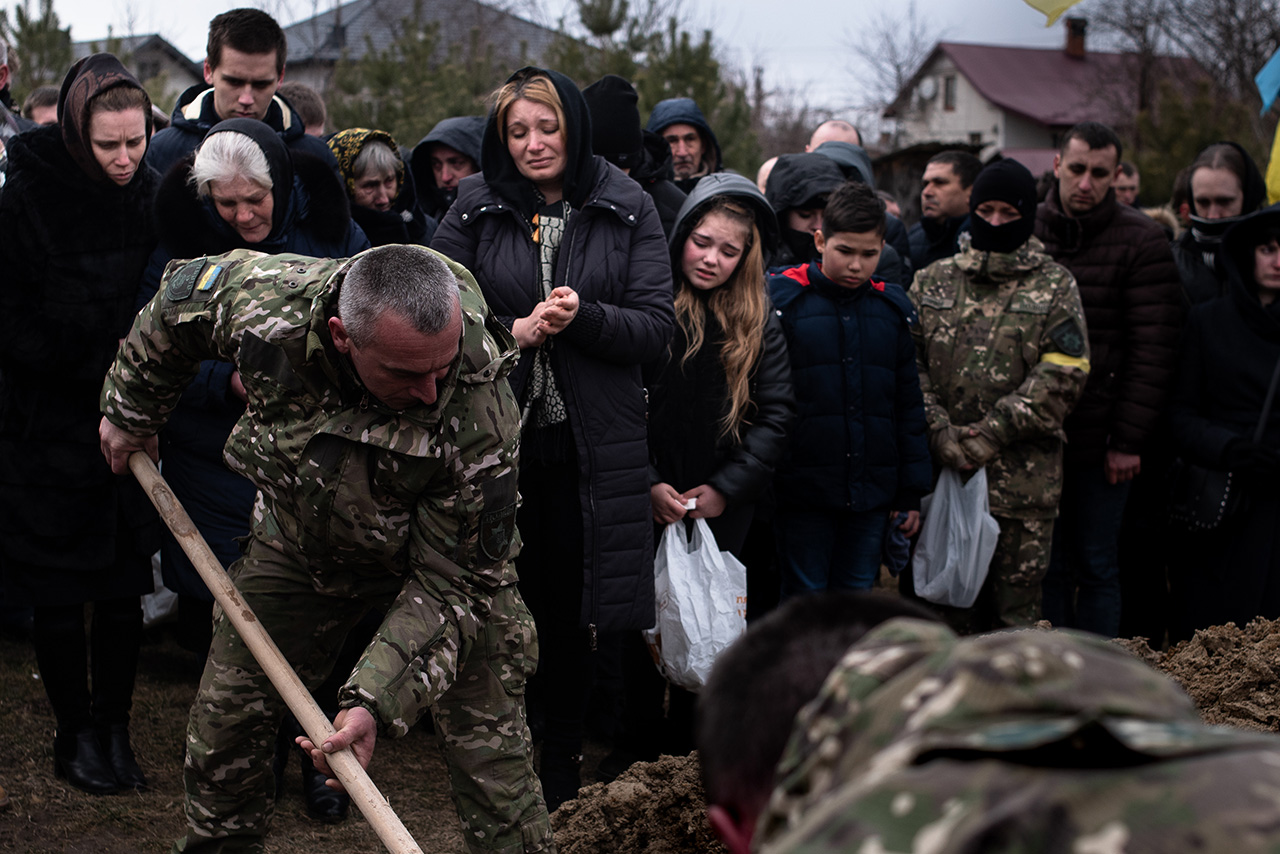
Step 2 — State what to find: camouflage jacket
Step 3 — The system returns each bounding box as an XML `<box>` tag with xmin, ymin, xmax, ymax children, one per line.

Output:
<box><xmin>102</xmin><ymin>248</ymin><xmax>522</xmax><ymax>615</ymax></box>
<box><xmin>756</xmin><ymin>619</ymin><xmax>1280</xmax><ymax>854</ymax></box>
<box><xmin>911</xmin><ymin>236</ymin><xmax>1090</xmax><ymax>518</ymax></box>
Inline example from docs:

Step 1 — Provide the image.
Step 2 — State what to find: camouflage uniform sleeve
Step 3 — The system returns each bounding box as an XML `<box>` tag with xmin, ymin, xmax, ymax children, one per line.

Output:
<box><xmin>341</xmin><ymin>287</ymin><xmax>527</xmax><ymax>734</ymax></box>
<box><xmin>980</xmin><ymin>267</ymin><xmax>1091</xmax><ymax>446</ymax></box>
<box><xmin>100</xmin><ymin>251</ymin><xmax>263</xmax><ymax>435</ymax></box>
<box><xmin>909</xmin><ymin>266</ymin><xmax>954</xmax><ymax>433</ymax></box>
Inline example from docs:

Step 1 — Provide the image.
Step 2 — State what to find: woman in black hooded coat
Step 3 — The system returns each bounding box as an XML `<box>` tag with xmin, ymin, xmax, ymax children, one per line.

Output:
<box><xmin>1168</xmin><ymin>207</ymin><xmax>1280</xmax><ymax>635</ymax></box>
<box><xmin>431</xmin><ymin>66</ymin><xmax>674</xmax><ymax>809</ymax></box>
<box><xmin>0</xmin><ymin>54</ymin><xmax>160</xmax><ymax>795</ymax></box>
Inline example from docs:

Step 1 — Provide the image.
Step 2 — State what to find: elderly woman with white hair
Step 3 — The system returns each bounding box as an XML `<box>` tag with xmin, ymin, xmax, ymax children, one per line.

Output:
<box><xmin>139</xmin><ymin>116</ymin><xmax>368</xmax><ymax>819</ymax></box>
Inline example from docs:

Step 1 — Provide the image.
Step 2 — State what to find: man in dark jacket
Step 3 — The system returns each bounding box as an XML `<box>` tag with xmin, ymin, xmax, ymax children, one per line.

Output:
<box><xmin>1035</xmin><ymin>121</ymin><xmax>1183</xmax><ymax>639</ymax></box>
<box><xmin>409</xmin><ymin>115</ymin><xmax>484</xmax><ymax>222</ymax></box>
<box><xmin>143</xmin><ymin>8</ymin><xmax>336</xmax><ymax>177</ymax></box>
<box><xmin>907</xmin><ymin>150</ymin><xmax>980</xmax><ymax>272</ymax></box>
<box><xmin>583</xmin><ymin>75</ymin><xmax>685</xmax><ymax>237</ymax></box>
<box><xmin>647</xmin><ymin>97</ymin><xmax>723</xmax><ymax>194</ymax></box>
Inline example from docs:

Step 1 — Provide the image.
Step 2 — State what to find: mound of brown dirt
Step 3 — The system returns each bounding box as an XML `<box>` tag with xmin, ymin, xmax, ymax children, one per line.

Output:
<box><xmin>558</xmin><ymin>620</ymin><xmax>1280</xmax><ymax>853</ymax></box>
<box><xmin>550</xmin><ymin>754</ymin><xmax>724</xmax><ymax>854</ymax></box>
<box><xmin>1117</xmin><ymin>617</ymin><xmax>1280</xmax><ymax>733</ymax></box>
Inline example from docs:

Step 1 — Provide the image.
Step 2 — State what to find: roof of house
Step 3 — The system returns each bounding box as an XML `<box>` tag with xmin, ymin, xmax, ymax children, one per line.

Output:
<box><xmin>72</xmin><ymin>34</ymin><xmax>202</xmax><ymax>79</ymax></box>
<box><xmin>283</xmin><ymin>0</ymin><xmax>561</xmax><ymax>65</ymax></box>
<box><xmin>886</xmin><ymin>41</ymin><xmax>1206</xmax><ymax>128</ymax></box>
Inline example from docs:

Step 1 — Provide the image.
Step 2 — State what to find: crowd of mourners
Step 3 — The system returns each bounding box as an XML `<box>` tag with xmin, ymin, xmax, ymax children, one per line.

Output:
<box><xmin>2</xmin><ymin>6</ymin><xmax>1280</xmax><ymax>852</ymax></box>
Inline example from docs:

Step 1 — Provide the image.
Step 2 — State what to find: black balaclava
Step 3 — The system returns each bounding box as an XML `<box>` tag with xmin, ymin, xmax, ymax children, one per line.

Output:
<box><xmin>968</xmin><ymin>158</ymin><xmax>1037</xmax><ymax>253</ymax></box>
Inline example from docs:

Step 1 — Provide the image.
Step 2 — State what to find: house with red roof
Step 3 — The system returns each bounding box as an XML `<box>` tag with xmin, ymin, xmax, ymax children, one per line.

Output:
<box><xmin>883</xmin><ymin>18</ymin><xmax>1205</xmax><ymax>176</ymax></box>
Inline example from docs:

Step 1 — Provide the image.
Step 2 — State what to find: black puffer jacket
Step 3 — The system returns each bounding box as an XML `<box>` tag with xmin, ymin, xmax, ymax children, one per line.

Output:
<box><xmin>431</xmin><ymin>67</ymin><xmax>675</xmax><ymax>632</ymax></box>
<box><xmin>645</xmin><ymin>173</ymin><xmax>793</xmax><ymax>552</ymax></box>
<box><xmin>1035</xmin><ymin>185</ymin><xmax>1184</xmax><ymax>464</ymax></box>
<box><xmin>0</xmin><ymin>57</ymin><xmax>160</xmax><ymax>582</ymax></box>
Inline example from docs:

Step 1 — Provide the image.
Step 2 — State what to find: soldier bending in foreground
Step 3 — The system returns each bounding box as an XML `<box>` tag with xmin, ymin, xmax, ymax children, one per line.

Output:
<box><xmin>699</xmin><ymin>592</ymin><xmax>1280</xmax><ymax>854</ymax></box>
<box><xmin>99</xmin><ymin>244</ymin><xmax>552</xmax><ymax>853</ymax></box>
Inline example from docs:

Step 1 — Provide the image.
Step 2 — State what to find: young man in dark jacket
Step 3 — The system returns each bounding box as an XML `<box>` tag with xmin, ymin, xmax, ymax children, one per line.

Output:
<box><xmin>1034</xmin><ymin>121</ymin><xmax>1183</xmax><ymax>638</ymax></box>
<box><xmin>143</xmin><ymin>8</ymin><xmax>336</xmax><ymax>177</ymax></box>
<box><xmin>767</xmin><ymin>182</ymin><xmax>930</xmax><ymax>596</ymax></box>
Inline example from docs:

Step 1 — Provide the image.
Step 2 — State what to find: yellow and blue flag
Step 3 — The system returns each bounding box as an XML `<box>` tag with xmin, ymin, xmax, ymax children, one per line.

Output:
<box><xmin>1022</xmin><ymin>0</ymin><xmax>1085</xmax><ymax>26</ymax></box>
<box><xmin>1256</xmin><ymin>47</ymin><xmax>1280</xmax><ymax>204</ymax></box>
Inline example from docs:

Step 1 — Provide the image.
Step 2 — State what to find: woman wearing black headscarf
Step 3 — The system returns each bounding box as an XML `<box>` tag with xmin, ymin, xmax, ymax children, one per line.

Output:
<box><xmin>0</xmin><ymin>54</ymin><xmax>161</xmax><ymax>794</ymax></box>
<box><xmin>1168</xmin><ymin>208</ymin><xmax>1280</xmax><ymax>634</ymax></box>
<box><xmin>432</xmin><ymin>66</ymin><xmax>674</xmax><ymax>809</ymax></box>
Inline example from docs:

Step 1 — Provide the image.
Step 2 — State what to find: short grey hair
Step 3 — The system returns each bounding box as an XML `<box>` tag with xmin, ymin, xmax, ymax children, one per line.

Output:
<box><xmin>338</xmin><ymin>245</ymin><xmax>461</xmax><ymax>347</ymax></box>
<box><xmin>190</xmin><ymin>131</ymin><xmax>272</xmax><ymax>198</ymax></box>
<box><xmin>353</xmin><ymin>139</ymin><xmax>400</xmax><ymax>180</ymax></box>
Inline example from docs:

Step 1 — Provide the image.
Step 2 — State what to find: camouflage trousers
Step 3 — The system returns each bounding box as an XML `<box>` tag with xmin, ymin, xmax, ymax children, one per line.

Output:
<box><xmin>172</xmin><ymin>537</ymin><xmax>552</xmax><ymax>854</ymax></box>
<box><xmin>934</xmin><ymin>516</ymin><xmax>1054</xmax><ymax>635</ymax></box>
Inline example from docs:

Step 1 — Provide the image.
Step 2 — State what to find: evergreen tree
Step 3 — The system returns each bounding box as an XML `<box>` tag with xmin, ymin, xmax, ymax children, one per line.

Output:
<box><xmin>327</xmin><ymin>0</ymin><xmax>513</xmax><ymax>146</ymax></box>
<box><xmin>0</xmin><ymin>0</ymin><xmax>73</xmax><ymax>101</ymax></box>
<box><xmin>547</xmin><ymin>0</ymin><xmax>760</xmax><ymax>174</ymax></box>
<box><xmin>1133</xmin><ymin>78</ymin><xmax>1263</xmax><ymax>206</ymax></box>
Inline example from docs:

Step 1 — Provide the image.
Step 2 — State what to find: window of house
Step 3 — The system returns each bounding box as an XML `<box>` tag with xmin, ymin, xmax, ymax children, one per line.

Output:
<box><xmin>969</xmin><ymin>132</ymin><xmax>982</xmax><ymax>145</ymax></box>
<box><xmin>943</xmin><ymin>75</ymin><xmax>957</xmax><ymax>111</ymax></box>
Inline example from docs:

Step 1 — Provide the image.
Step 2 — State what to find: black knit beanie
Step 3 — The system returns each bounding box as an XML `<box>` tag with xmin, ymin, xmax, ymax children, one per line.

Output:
<box><xmin>583</xmin><ymin>75</ymin><xmax>644</xmax><ymax>170</ymax></box>
<box><xmin>968</xmin><ymin>158</ymin><xmax>1037</xmax><ymax>253</ymax></box>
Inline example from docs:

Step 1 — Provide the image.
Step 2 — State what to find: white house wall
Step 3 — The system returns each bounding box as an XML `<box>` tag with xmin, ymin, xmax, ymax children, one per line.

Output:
<box><xmin>896</xmin><ymin>56</ymin><xmax>1004</xmax><ymax>148</ymax></box>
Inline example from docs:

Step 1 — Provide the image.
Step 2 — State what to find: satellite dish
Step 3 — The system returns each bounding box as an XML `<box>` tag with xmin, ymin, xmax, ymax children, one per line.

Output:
<box><xmin>917</xmin><ymin>77</ymin><xmax>938</xmax><ymax>100</ymax></box>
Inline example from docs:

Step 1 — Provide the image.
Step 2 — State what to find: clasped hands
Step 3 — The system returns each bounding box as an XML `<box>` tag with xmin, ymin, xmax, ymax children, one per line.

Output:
<box><xmin>512</xmin><ymin>286</ymin><xmax>579</xmax><ymax>348</ymax></box>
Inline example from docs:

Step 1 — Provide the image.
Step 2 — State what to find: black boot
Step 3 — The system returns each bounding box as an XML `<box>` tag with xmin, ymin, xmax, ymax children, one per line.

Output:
<box><xmin>301</xmin><ymin>752</ymin><xmax>349</xmax><ymax>823</ymax></box>
<box><xmin>54</xmin><ymin>730</ymin><xmax>120</xmax><ymax>795</ymax></box>
<box><xmin>89</xmin><ymin>597</ymin><xmax>146</xmax><ymax>792</ymax></box>
<box><xmin>97</xmin><ymin>724</ymin><xmax>147</xmax><ymax>791</ymax></box>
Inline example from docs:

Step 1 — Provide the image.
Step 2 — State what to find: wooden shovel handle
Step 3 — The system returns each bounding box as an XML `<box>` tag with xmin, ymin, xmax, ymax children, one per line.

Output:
<box><xmin>129</xmin><ymin>452</ymin><xmax>423</xmax><ymax>854</ymax></box>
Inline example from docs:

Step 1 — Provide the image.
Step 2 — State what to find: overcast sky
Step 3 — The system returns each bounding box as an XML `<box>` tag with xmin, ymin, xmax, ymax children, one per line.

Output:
<box><xmin>44</xmin><ymin>0</ymin><xmax>1074</xmax><ymax>110</ymax></box>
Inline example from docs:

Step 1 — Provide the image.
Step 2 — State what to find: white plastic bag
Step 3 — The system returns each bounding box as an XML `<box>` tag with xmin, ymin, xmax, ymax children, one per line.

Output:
<box><xmin>642</xmin><ymin>519</ymin><xmax>747</xmax><ymax>691</ymax></box>
<box><xmin>912</xmin><ymin>467</ymin><xmax>1000</xmax><ymax>608</ymax></box>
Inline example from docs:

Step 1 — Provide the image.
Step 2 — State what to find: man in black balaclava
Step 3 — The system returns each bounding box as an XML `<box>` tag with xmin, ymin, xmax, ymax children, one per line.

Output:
<box><xmin>905</xmin><ymin>156</ymin><xmax>1091</xmax><ymax>635</ymax></box>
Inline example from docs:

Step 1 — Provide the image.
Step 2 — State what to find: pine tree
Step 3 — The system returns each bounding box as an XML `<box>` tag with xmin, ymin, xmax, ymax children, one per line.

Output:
<box><xmin>327</xmin><ymin>0</ymin><xmax>511</xmax><ymax>146</ymax></box>
<box><xmin>0</xmin><ymin>0</ymin><xmax>73</xmax><ymax>101</ymax></box>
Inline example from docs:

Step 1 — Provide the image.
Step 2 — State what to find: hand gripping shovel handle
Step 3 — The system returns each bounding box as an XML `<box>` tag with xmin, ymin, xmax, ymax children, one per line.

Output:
<box><xmin>128</xmin><ymin>453</ymin><xmax>423</xmax><ymax>854</ymax></box>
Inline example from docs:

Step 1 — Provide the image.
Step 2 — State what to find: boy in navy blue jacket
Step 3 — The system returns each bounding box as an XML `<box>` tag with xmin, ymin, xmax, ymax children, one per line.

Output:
<box><xmin>767</xmin><ymin>181</ymin><xmax>931</xmax><ymax>594</ymax></box>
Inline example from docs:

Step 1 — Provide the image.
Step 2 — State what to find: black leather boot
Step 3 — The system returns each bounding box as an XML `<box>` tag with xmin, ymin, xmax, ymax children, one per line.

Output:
<box><xmin>54</xmin><ymin>730</ymin><xmax>120</xmax><ymax>795</ymax></box>
<box><xmin>97</xmin><ymin>724</ymin><xmax>147</xmax><ymax>791</ymax></box>
<box><xmin>301</xmin><ymin>753</ymin><xmax>349</xmax><ymax>822</ymax></box>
